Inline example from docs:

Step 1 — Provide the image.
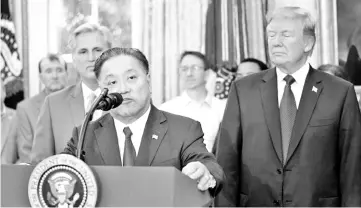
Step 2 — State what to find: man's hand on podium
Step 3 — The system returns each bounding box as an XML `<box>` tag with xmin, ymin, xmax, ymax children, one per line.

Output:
<box><xmin>182</xmin><ymin>161</ymin><xmax>216</xmax><ymax>191</ymax></box>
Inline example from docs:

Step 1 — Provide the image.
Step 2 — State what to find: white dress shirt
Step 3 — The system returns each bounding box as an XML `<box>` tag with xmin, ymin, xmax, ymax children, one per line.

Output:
<box><xmin>113</xmin><ymin>106</ymin><xmax>151</xmax><ymax>165</ymax></box>
<box><xmin>276</xmin><ymin>62</ymin><xmax>310</xmax><ymax>109</ymax></box>
<box><xmin>160</xmin><ymin>91</ymin><xmax>226</xmax><ymax>152</ymax></box>
<box><xmin>81</xmin><ymin>82</ymin><xmax>102</xmax><ymax>120</ymax></box>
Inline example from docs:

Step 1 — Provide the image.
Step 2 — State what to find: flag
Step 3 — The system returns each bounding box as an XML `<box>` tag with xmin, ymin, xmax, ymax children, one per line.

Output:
<box><xmin>1</xmin><ymin>0</ymin><xmax>24</xmax><ymax>108</ymax></box>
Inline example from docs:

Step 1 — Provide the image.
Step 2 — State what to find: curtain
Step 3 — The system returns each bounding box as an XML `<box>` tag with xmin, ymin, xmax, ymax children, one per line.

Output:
<box><xmin>132</xmin><ymin>0</ymin><xmax>209</xmax><ymax>106</ymax></box>
<box><xmin>205</xmin><ymin>0</ymin><xmax>247</xmax><ymax>68</ymax></box>
<box><xmin>1</xmin><ymin>0</ymin><xmax>24</xmax><ymax>109</ymax></box>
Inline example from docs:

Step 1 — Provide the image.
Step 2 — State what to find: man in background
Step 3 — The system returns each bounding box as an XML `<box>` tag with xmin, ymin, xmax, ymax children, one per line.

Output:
<box><xmin>30</xmin><ymin>23</ymin><xmax>112</xmax><ymax>164</ymax></box>
<box><xmin>160</xmin><ymin>51</ymin><xmax>225</xmax><ymax>152</ymax></box>
<box><xmin>236</xmin><ymin>58</ymin><xmax>268</xmax><ymax>80</ymax></box>
<box><xmin>17</xmin><ymin>54</ymin><xmax>68</xmax><ymax>163</ymax></box>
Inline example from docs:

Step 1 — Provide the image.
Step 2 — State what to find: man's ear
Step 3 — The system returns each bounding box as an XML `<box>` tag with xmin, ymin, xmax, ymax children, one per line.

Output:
<box><xmin>304</xmin><ymin>36</ymin><xmax>315</xmax><ymax>53</ymax></box>
<box><xmin>147</xmin><ymin>72</ymin><xmax>152</xmax><ymax>92</ymax></box>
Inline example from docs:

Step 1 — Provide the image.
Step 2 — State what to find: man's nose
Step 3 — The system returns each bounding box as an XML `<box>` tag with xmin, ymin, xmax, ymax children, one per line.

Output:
<box><xmin>88</xmin><ymin>51</ymin><xmax>97</xmax><ymax>61</ymax></box>
<box><xmin>51</xmin><ymin>71</ymin><xmax>59</xmax><ymax>79</ymax></box>
<box><xmin>271</xmin><ymin>35</ymin><xmax>283</xmax><ymax>47</ymax></box>
<box><xmin>118</xmin><ymin>81</ymin><xmax>130</xmax><ymax>94</ymax></box>
<box><xmin>186</xmin><ymin>68</ymin><xmax>193</xmax><ymax>76</ymax></box>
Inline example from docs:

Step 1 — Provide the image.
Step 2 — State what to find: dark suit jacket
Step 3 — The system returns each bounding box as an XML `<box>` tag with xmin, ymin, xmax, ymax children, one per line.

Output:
<box><xmin>30</xmin><ymin>83</ymin><xmax>85</xmax><ymax>164</ymax></box>
<box><xmin>215</xmin><ymin>67</ymin><xmax>361</xmax><ymax>207</ymax></box>
<box><xmin>63</xmin><ymin>105</ymin><xmax>224</xmax><ymax>196</ymax></box>
<box><xmin>16</xmin><ymin>91</ymin><xmax>47</xmax><ymax>163</ymax></box>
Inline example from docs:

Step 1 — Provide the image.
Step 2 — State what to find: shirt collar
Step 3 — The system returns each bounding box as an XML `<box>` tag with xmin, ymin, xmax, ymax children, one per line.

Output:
<box><xmin>113</xmin><ymin>105</ymin><xmax>151</xmax><ymax>132</ymax></box>
<box><xmin>276</xmin><ymin>61</ymin><xmax>310</xmax><ymax>85</ymax></box>
<box><xmin>81</xmin><ymin>82</ymin><xmax>101</xmax><ymax>99</ymax></box>
<box><xmin>180</xmin><ymin>91</ymin><xmax>213</xmax><ymax>106</ymax></box>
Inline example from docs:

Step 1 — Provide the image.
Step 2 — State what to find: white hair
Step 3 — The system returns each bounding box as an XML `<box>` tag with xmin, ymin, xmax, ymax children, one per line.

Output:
<box><xmin>67</xmin><ymin>22</ymin><xmax>112</xmax><ymax>51</ymax></box>
<box><xmin>267</xmin><ymin>6</ymin><xmax>317</xmax><ymax>54</ymax></box>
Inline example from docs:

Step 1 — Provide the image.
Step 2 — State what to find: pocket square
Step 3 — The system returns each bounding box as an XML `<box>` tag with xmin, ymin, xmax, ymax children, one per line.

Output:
<box><xmin>152</xmin><ymin>134</ymin><xmax>158</xmax><ymax>140</ymax></box>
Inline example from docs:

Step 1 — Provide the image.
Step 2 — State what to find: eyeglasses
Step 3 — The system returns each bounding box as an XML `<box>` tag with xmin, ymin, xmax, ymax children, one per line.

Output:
<box><xmin>179</xmin><ymin>65</ymin><xmax>204</xmax><ymax>73</ymax></box>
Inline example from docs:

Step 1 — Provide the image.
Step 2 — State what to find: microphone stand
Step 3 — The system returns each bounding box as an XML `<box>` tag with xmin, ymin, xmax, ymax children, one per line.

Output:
<box><xmin>76</xmin><ymin>88</ymin><xmax>109</xmax><ymax>160</ymax></box>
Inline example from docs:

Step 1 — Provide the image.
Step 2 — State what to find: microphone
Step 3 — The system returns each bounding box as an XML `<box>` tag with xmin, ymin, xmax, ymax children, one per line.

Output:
<box><xmin>96</xmin><ymin>93</ymin><xmax>123</xmax><ymax>111</ymax></box>
<box><xmin>77</xmin><ymin>88</ymin><xmax>111</xmax><ymax>160</ymax></box>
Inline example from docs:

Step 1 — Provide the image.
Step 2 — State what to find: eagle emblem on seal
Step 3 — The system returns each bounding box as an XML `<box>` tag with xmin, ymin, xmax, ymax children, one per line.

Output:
<box><xmin>47</xmin><ymin>172</ymin><xmax>80</xmax><ymax>208</ymax></box>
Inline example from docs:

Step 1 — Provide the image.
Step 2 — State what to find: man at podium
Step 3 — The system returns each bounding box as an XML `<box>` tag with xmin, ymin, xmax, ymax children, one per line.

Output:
<box><xmin>63</xmin><ymin>47</ymin><xmax>224</xmax><ymax>196</ymax></box>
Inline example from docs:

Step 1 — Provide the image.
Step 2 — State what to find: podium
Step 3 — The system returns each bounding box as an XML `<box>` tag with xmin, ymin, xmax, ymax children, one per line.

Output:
<box><xmin>1</xmin><ymin>164</ymin><xmax>212</xmax><ymax>207</ymax></box>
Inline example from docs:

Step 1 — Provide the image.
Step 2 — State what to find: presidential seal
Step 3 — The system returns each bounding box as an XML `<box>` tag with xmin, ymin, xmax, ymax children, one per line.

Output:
<box><xmin>28</xmin><ymin>154</ymin><xmax>97</xmax><ymax>208</ymax></box>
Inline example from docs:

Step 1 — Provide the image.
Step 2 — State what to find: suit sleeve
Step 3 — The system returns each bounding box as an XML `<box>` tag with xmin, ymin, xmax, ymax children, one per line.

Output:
<box><xmin>214</xmin><ymin>83</ymin><xmax>242</xmax><ymax>207</ymax></box>
<box><xmin>339</xmin><ymin>85</ymin><xmax>361</xmax><ymax>206</ymax></box>
<box><xmin>30</xmin><ymin>96</ymin><xmax>55</xmax><ymax>164</ymax></box>
<box><xmin>62</xmin><ymin>126</ymin><xmax>79</xmax><ymax>157</ymax></box>
<box><xmin>1</xmin><ymin>114</ymin><xmax>19</xmax><ymax>164</ymax></box>
<box><xmin>16</xmin><ymin>105</ymin><xmax>33</xmax><ymax>164</ymax></box>
<box><xmin>181</xmin><ymin>120</ymin><xmax>225</xmax><ymax>197</ymax></box>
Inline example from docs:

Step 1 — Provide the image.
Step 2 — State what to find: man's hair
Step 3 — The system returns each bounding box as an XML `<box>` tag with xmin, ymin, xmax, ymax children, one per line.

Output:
<box><xmin>68</xmin><ymin>22</ymin><xmax>112</xmax><ymax>51</ymax></box>
<box><xmin>266</xmin><ymin>6</ymin><xmax>316</xmax><ymax>55</ymax></box>
<box><xmin>240</xmin><ymin>58</ymin><xmax>268</xmax><ymax>71</ymax></box>
<box><xmin>94</xmin><ymin>47</ymin><xmax>149</xmax><ymax>79</ymax></box>
<box><xmin>318</xmin><ymin>64</ymin><xmax>349</xmax><ymax>81</ymax></box>
<box><xmin>179</xmin><ymin>51</ymin><xmax>210</xmax><ymax>70</ymax></box>
<box><xmin>38</xmin><ymin>54</ymin><xmax>67</xmax><ymax>73</ymax></box>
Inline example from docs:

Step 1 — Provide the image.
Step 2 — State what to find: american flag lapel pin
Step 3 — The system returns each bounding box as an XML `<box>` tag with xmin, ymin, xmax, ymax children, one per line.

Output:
<box><xmin>152</xmin><ymin>134</ymin><xmax>158</xmax><ymax>140</ymax></box>
<box><xmin>312</xmin><ymin>86</ymin><xmax>318</xmax><ymax>93</ymax></box>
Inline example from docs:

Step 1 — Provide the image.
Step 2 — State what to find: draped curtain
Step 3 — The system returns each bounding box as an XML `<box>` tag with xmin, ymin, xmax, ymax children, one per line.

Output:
<box><xmin>205</xmin><ymin>0</ymin><xmax>269</xmax><ymax>68</ymax></box>
<box><xmin>132</xmin><ymin>0</ymin><xmax>209</xmax><ymax>106</ymax></box>
<box><xmin>204</xmin><ymin>0</ymin><xmax>268</xmax><ymax>98</ymax></box>
<box><xmin>205</xmin><ymin>0</ymin><xmax>248</xmax><ymax>68</ymax></box>
<box><xmin>132</xmin><ymin>0</ymin><xmax>269</xmax><ymax>105</ymax></box>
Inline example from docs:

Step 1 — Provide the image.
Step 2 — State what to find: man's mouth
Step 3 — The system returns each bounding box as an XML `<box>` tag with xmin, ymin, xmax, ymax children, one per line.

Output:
<box><xmin>122</xmin><ymin>98</ymin><xmax>132</xmax><ymax>104</ymax></box>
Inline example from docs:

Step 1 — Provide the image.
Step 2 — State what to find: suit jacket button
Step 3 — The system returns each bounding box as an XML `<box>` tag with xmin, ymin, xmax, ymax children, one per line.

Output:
<box><xmin>276</xmin><ymin>168</ymin><xmax>282</xmax><ymax>174</ymax></box>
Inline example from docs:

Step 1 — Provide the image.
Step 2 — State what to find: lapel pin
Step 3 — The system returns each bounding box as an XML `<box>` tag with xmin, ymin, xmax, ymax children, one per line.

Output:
<box><xmin>312</xmin><ymin>86</ymin><xmax>318</xmax><ymax>93</ymax></box>
<box><xmin>152</xmin><ymin>134</ymin><xmax>158</xmax><ymax>140</ymax></box>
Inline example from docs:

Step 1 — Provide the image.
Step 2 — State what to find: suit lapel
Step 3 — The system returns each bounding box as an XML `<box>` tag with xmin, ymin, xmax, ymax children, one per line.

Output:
<box><xmin>286</xmin><ymin>67</ymin><xmax>323</xmax><ymax>164</ymax></box>
<box><xmin>261</xmin><ymin>68</ymin><xmax>283</xmax><ymax>163</ymax></box>
<box><xmin>94</xmin><ymin>114</ymin><xmax>122</xmax><ymax>165</ymax></box>
<box><xmin>134</xmin><ymin>105</ymin><xmax>168</xmax><ymax>166</ymax></box>
<box><xmin>69</xmin><ymin>83</ymin><xmax>85</xmax><ymax>126</ymax></box>
<box><xmin>34</xmin><ymin>91</ymin><xmax>47</xmax><ymax>113</ymax></box>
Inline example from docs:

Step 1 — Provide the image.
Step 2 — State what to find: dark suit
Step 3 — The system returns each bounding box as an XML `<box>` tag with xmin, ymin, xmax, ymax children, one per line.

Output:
<box><xmin>16</xmin><ymin>91</ymin><xmax>47</xmax><ymax>163</ymax></box>
<box><xmin>31</xmin><ymin>83</ymin><xmax>85</xmax><ymax>164</ymax></box>
<box><xmin>215</xmin><ymin>67</ymin><xmax>361</xmax><ymax>207</ymax></box>
<box><xmin>63</xmin><ymin>105</ymin><xmax>224</xmax><ymax>196</ymax></box>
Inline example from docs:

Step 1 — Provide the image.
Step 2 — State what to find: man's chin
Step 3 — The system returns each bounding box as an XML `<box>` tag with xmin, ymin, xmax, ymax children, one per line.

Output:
<box><xmin>111</xmin><ymin>108</ymin><xmax>135</xmax><ymax>118</ymax></box>
<box><xmin>48</xmin><ymin>86</ymin><xmax>65</xmax><ymax>93</ymax></box>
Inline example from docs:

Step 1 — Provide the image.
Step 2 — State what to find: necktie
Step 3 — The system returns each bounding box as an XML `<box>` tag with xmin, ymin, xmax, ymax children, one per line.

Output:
<box><xmin>280</xmin><ymin>75</ymin><xmax>297</xmax><ymax>163</ymax></box>
<box><xmin>123</xmin><ymin>127</ymin><xmax>136</xmax><ymax>166</ymax></box>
